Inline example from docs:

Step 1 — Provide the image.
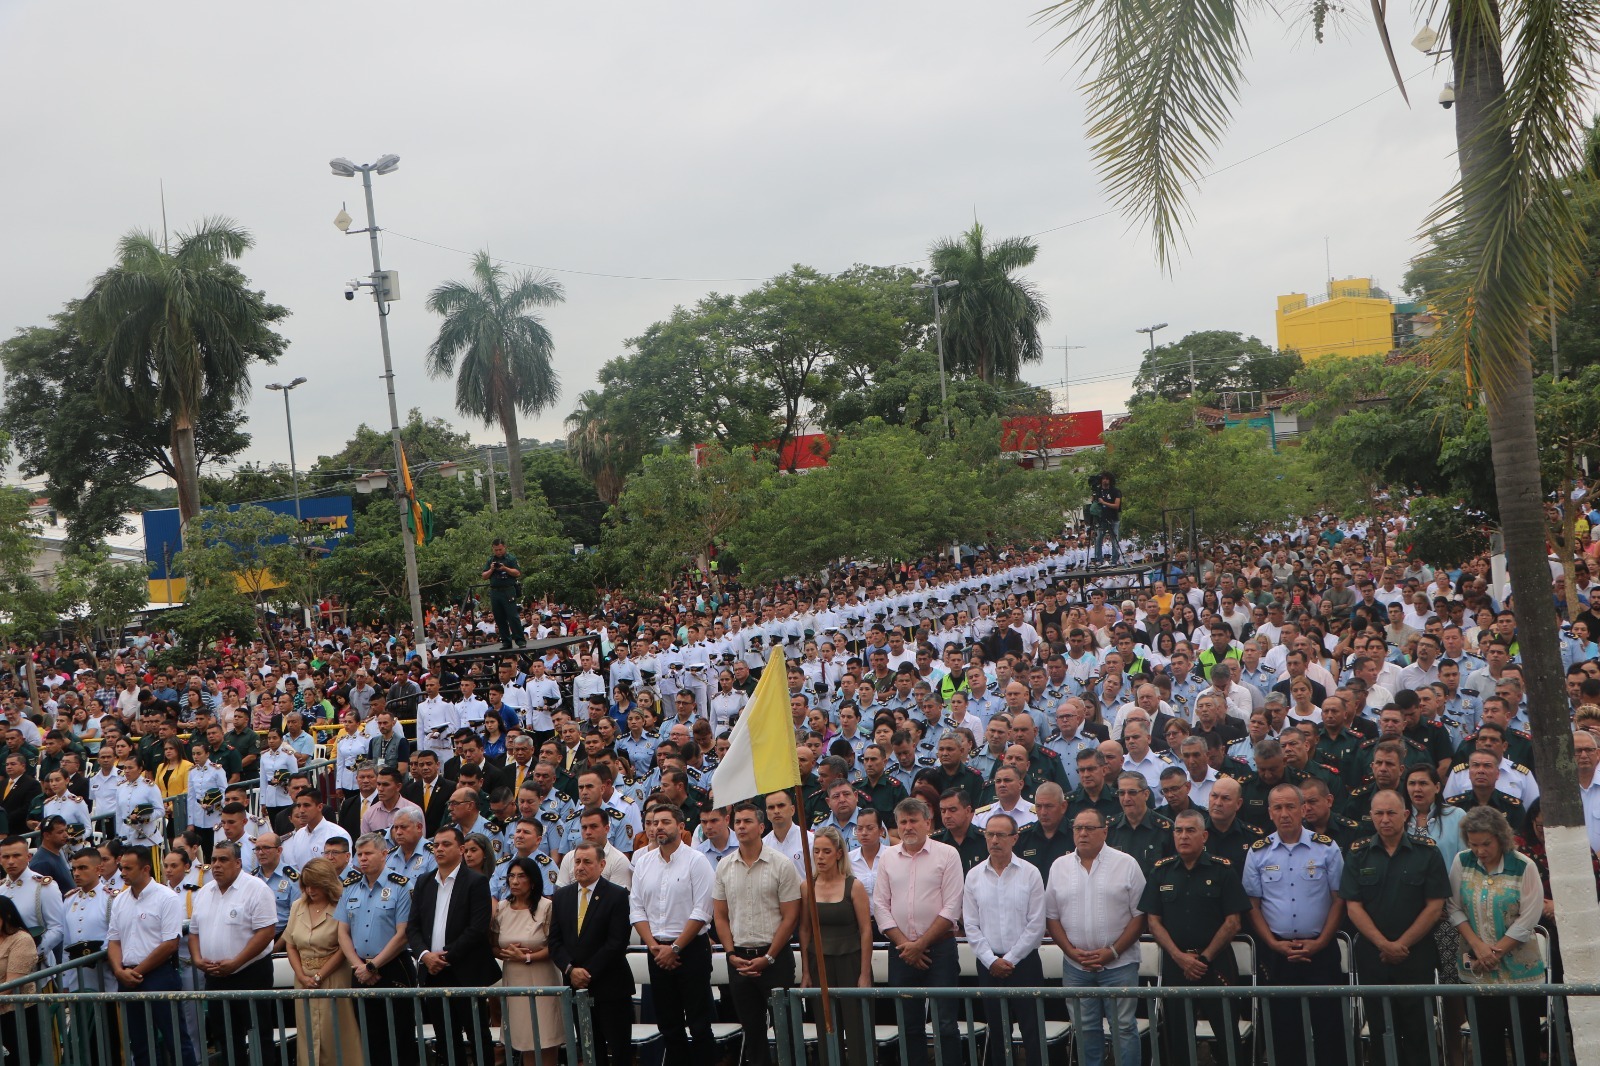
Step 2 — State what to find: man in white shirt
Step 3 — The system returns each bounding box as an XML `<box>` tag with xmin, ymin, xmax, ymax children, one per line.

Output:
<box><xmin>762</xmin><ymin>791</ymin><xmax>808</xmax><ymax>877</ymax></box>
<box><xmin>414</xmin><ymin>676</ymin><xmax>460</xmax><ymax>763</ymax></box>
<box><xmin>521</xmin><ymin>659</ymin><xmax>562</xmax><ymax>734</ymax></box>
<box><xmin>108</xmin><ymin>847</ymin><xmax>198</xmax><ymax>1066</ymax></box>
<box><xmin>571</xmin><ymin>653</ymin><xmax>608</xmax><ymax>715</ymax></box>
<box><xmin>281</xmin><ymin>793</ymin><xmax>352</xmax><ymax>871</ymax></box>
<box><xmin>1043</xmin><ymin>809</ymin><xmax>1146</xmax><ymax>1066</ymax></box>
<box><xmin>963</xmin><ymin>811</ymin><xmax>1047</xmax><ymax>1066</ymax></box>
<box><xmin>187</xmin><ymin>841</ymin><xmax>278</xmax><ymax>1065</ymax></box>
<box><xmin>629</xmin><ymin>803</ymin><xmax>718</xmax><ymax>1063</ymax></box>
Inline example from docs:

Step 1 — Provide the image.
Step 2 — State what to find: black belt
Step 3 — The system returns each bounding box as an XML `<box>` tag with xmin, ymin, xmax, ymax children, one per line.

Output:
<box><xmin>730</xmin><ymin>946</ymin><xmax>782</xmax><ymax>958</ymax></box>
<box><xmin>66</xmin><ymin>941</ymin><xmax>103</xmax><ymax>960</ymax></box>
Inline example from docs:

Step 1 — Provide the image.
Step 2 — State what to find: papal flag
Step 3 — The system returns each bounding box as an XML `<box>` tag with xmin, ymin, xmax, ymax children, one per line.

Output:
<box><xmin>713</xmin><ymin>649</ymin><xmax>801</xmax><ymax>807</ymax></box>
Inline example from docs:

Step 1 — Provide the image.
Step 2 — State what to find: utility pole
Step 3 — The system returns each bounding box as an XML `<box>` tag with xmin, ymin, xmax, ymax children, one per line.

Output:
<box><xmin>914</xmin><ymin>277</ymin><xmax>960</xmax><ymax>437</ymax></box>
<box><xmin>485</xmin><ymin>447</ymin><xmax>498</xmax><ymax>514</ymax></box>
<box><xmin>333</xmin><ymin>154</ymin><xmax>428</xmax><ymax>666</ymax></box>
<box><xmin>1188</xmin><ymin>349</ymin><xmax>1196</xmax><ymax>395</ymax></box>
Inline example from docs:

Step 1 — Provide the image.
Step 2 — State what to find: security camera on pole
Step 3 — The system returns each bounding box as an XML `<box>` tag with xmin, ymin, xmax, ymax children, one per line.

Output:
<box><xmin>330</xmin><ymin>154</ymin><xmax>428</xmax><ymax>666</ymax></box>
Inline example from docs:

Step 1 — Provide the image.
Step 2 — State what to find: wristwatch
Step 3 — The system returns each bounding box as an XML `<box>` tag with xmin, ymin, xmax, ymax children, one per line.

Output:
<box><xmin>670</xmin><ymin>943</ymin><xmax>683</xmax><ymax>956</ymax></box>
<box><xmin>762</xmin><ymin>954</ymin><xmax>775</xmax><ymax>966</ymax></box>
<box><xmin>1196</xmin><ymin>953</ymin><xmax>1211</xmax><ymax>965</ymax></box>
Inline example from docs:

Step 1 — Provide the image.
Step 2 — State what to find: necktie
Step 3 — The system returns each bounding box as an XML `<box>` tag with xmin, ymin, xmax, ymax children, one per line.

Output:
<box><xmin>424</xmin><ymin>783</ymin><xmax>433</xmax><ymax>809</ymax></box>
<box><xmin>516</xmin><ymin>766</ymin><xmax>527</xmax><ymax>792</ymax></box>
<box><xmin>577</xmin><ymin>886</ymin><xmax>590</xmax><ymax>933</ymax></box>
<box><xmin>3</xmin><ymin>780</ymin><xmax>10</xmax><ymax>799</ymax></box>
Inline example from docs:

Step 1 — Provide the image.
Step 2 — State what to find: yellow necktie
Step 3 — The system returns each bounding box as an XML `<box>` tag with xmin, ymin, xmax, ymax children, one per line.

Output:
<box><xmin>360</xmin><ymin>798</ymin><xmax>369</xmax><ymax>821</ymax></box>
<box><xmin>577</xmin><ymin>886</ymin><xmax>590</xmax><ymax>933</ymax></box>
<box><xmin>3</xmin><ymin>780</ymin><xmax>10</xmax><ymax>799</ymax></box>
<box><xmin>516</xmin><ymin>766</ymin><xmax>526</xmax><ymax>792</ymax></box>
<box><xmin>424</xmin><ymin>784</ymin><xmax>433</xmax><ymax>809</ymax></box>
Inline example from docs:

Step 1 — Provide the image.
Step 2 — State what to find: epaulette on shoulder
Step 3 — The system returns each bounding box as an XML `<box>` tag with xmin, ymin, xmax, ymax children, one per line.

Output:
<box><xmin>1249</xmin><ymin>837</ymin><xmax>1270</xmax><ymax>850</ymax></box>
<box><xmin>1349</xmin><ymin>837</ymin><xmax>1372</xmax><ymax>850</ymax></box>
<box><xmin>285</xmin><ymin>866</ymin><xmax>299</xmax><ymax>881</ymax></box>
<box><xmin>535</xmin><ymin>853</ymin><xmax>551</xmax><ymax>865</ymax></box>
<box><xmin>1416</xmin><ymin>835</ymin><xmax>1438</xmax><ymax>846</ymax></box>
<box><xmin>1151</xmin><ymin>812</ymin><xmax>1173</xmax><ymax>828</ymax></box>
<box><xmin>1513</xmin><ymin>763</ymin><xmax>1531</xmax><ymax>775</ymax></box>
<box><xmin>387</xmin><ymin>872</ymin><xmax>409</xmax><ymax>886</ymax></box>
<box><xmin>30</xmin><ymin>873</ymin><xmax>50</xmax><ymax>884</ymax></box>
<box><xmin>1450</xmin><ymin>762</ymin><xmax>1468</xmax><ymax>774</ymax></box>
<box><xmin>1505</xmin><ymin>794</ymin><xmax>1523</xmax><ymax>806</ymax></box>
<box><xmin>1212</xmin><ymin>856</ymin><xmax>1234</xmax><ymax>866</ymax></box>
<box><xmin>811</xmin><ymin>812</ymin><xmax>827</xmax><ymax>826</ymax></box>
<box><xmin>424</xmin><ymin>841</ymin><xmax>436</xmax><ymax>853</ymax></box>
<box><xmin>606</xmin><ymin>807</ymin><xmax>624</xmax><ymax>820</ymax></box>
<box><xmin>484</xmin><ymin>818</ymin><xmax>503</xmax><ymax>834</ymax></box>
<box><xmin>1038</xmin><ymin>746</ymin><xmax>1060</xmax><ymax>759</ymax></box>
<box><xmin>1153</xmin><ymin>855</ymin><xmax>1177</xmax><ymax>867</ymax></box>
<box><xmin>976</xmin><ymin>803</ymin><xmax>994</xmax><ymax>813</ymax></box>
<box><xmin>1311</xmin><ymin>833</ymin><xmax>1334</xmax><ymax>846</ymax></box>
<box><xmin>555</xmin><ymin>791</ymin><xmax>571</xmax><ymax>803</ymax></box>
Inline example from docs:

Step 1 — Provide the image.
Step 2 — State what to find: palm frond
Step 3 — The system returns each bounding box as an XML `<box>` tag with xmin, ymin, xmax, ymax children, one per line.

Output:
<box><xmin>1419</xmin><ymin>0</ymin><xmax>1598</xmax><ymax>397</ymax></box>
<box><xmin>1035</xmin><ymin>0</ymin><xmax>1253</xmax><ymax>267</ymax></box>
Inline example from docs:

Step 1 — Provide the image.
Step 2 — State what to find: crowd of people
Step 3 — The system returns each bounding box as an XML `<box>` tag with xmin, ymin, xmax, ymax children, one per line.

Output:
<box><xmin>0</xmin><ymin>502</ymin><xmax>1598</xmax><ymax>1066</ymax></box>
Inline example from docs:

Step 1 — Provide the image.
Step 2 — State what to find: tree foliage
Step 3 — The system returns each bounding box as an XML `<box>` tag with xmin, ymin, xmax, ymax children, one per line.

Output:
<box><xmin>928</xmin><ymin>223</ymin><xmax>1047</xmax><ymax>383</ymax></box>
<box><xmin>1130</xmin><ymin>330</ymin><xmax>1301</xmax><ymax>404</ymax></box>
<box><xmin>1398</xmin><ymin>496</ymin><xmax>1494</xmax><ymax>568</ymax></box>
<box><xmin>51</xmin><ymin>550</ymin><xmax>150</xmax><ymax>644</ymax></box>
<box><xmin>169</xmin><ymin>505</ymin><xmax>309</xmax><ymax>655</ymax></box>
<box><xmin>80</xmin><ymin>218</ymin><xmax>287</xmax><ymax>525</ymax></box>
<box><xmin>1086</xmin><ymin>399</ymin><xmax>1312</xmax><ymax>539</ymax></box>
<box><xmin>0</xmin><ymin>310</ymin><xmax>251</xmax><ymax>547</ymax></box>
<box><xmin>426</xmin><ymin>251</ymin><xmax>565</xmax><ymax>502</ymax></box>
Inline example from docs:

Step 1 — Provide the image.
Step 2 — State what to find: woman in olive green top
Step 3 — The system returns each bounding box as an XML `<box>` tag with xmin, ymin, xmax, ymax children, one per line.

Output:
<box><xmin>799</xmin><ymin>827</ymin><xmax>872</xmax><ymax>1066</ymax></box>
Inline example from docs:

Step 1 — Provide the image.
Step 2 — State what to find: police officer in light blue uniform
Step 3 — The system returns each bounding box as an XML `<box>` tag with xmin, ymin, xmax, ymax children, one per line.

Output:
<box><xmin>1241</xmin><ymin>781</ymin><xmax>1348</xmax><ymax>1066</ymax></box>
<box><xmin>382</xmin><ymin>809</ymin><xmax>437</xmax><ymax>881</ymax></box>
<box><xmin>336</xmin><ymin>832</ymin><xmax>417</xmax><ymax>1065</ymax></box>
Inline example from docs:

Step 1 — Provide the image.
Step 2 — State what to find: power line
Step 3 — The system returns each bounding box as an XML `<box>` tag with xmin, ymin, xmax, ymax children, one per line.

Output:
<box><xmin>384</xmin><ymin>65</ymin><xmax>1433</xmax><ymax>287</ymax></box>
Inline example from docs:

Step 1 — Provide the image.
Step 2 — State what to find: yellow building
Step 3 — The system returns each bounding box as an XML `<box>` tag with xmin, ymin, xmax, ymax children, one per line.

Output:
<box><xmin>1276</xmin><ymin>277</ymin><xmax>1395</xmax><ymax>360</ymax></box>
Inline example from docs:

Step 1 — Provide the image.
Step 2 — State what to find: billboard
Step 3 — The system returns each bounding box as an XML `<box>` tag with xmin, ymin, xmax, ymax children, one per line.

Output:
<box><xmin>1000</xmin><ymin>411</ymin><xmax>1105</xmax><ymax>453</ymax></box>
<box><xmin>143</xmin><ymin>496</ymin><xmax>356</xmax><ymax>581</ymax></box>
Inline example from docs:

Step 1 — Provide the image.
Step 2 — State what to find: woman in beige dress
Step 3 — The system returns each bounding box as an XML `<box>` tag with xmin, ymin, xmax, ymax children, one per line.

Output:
<box><xmin>283</xmin><ymin>858</ymin><xmax>362</xmax><ymax>1066</ymax></box>
<box><xmin>494</xmin><ymin>856</ymin><xmax>563</xmax><ymax>1066</ymax></box>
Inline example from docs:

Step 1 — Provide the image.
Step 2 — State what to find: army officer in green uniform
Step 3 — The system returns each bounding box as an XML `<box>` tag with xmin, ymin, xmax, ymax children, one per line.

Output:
<box><xmin>1337</xmin><ymin>788</ymin><xmax>1450</xmax><ymax>1064</ymax></box>
<box><xmin>482</xmin><ymin>539</ymin><xmax>524</xmax><ymax>649</ymax></box>
<box><xmin>1139</xmin><ymin>809</ymin><xmax>1250</xmax><ymax>1066</ymax></box>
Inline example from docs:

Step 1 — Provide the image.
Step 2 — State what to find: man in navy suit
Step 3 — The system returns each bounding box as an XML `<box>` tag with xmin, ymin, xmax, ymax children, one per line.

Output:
<box><xmin>407</xmin><ymin>825</ymin><xmax>499</xmax><ymax>1057</ymax></box>
<box><xmin>547</xmin><ymin>841</ymin><xmax>635</xmax><ymax>1066</ymax></box>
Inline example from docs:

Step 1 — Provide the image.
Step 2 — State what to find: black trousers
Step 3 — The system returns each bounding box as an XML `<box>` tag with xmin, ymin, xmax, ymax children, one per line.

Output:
<box><xmin>591</xmin><ymin>993</ymin><xmax>635</xmax><ymax>1066</ymax></box>
<box><xmin>1159</xmin><ymin>955</ymin><xmax>1244</xmax><ymax>1066</ymax></box>
<box><xmin>1354</xmin><ymin>948</ymin><xmax>1436</xmax><ymax>1065</ymax></box>
<box><xmin>646</xmin><ymin>936</ymin><xmax>717</xmax><ymax>1064</ymax></box>
<box><xmin>727</xmin><ymin>946</ymin><xmax>794</xmax><ymax>1066</ymax></box>
<box><xmin>978</xmin><ymin>951</ymin><xmax>1044</xmax><ymax>1066</ymax></box>
<box><xmin>0</xmin><ymin>1005</ymin><xmax>47</xmax><ymax>1066</ymax></box>
<box><xmin>1469</xmin><ymin>992</ymin><xmax>1544</xmax><ymax>1066</ymax></box>
<box><xmin>420</xmin><ymin>968</ymin><xmax>492</xmax><ymax>1063</ymax></box>
<box><xmin>357</xmin><ymin>956</ymin><xmax>419</xmax><ymax>1065</ymax></box>
<box><xmin>490</xmin><ymin>592</ymin><xmax>522</xmax><ymax>646</ymax></box>
<box><xmin>1263</xmin><ymin>941</ymin><xmax>1346</xmax><ymax>1066</ymax></box>
<box><xmin>203</xmin><ymin>955</ymin><xmax>274</xmax><ymax>1065</ymax></box>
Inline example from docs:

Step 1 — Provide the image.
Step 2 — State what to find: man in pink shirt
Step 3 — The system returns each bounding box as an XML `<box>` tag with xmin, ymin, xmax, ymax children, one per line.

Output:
<box><xmin>872</xmin><ymin>796</ymin><xmax>964</xmax><ymax>1066</ymax></box>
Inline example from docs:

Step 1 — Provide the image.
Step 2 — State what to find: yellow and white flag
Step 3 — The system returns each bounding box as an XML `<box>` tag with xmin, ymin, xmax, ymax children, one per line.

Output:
<box><xmin>712</xmin><ymin>649</ymin><xmax>800</xmax><ymax>807</ymax></box>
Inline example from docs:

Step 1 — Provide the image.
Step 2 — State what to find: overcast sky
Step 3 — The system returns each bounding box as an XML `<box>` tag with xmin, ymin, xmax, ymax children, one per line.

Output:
<box><xmin>0</xmin><ymin>1</ymin><xmax>1459</xmax><ymax>492</ymax></box>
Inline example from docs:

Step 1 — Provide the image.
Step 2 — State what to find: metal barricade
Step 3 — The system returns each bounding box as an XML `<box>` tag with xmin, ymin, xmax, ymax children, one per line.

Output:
<box><xmin>0</xmin><ymin>970</ymin><xmax>595</xmax><ymax>1066</ymax></box>
<box><xmin>769</xmin><ymin>982</ymin><xmax>1582</xmax><ymax>1066</ymax></box>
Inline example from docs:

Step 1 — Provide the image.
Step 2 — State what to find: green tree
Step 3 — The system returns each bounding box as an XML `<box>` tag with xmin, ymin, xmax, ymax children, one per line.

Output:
<box><xmin>1084</xmin><ymin>400</ymin><xmax>1303</xmax><ymax>538</ymax></box>
<box><xmin>80</xmin><ymin>218</ymin><xmax>287</xmax><ymax>527</ymax></box>
<box><xmin>601</xmin><ymin>446</ymin><xmax>773</xmax><ymax>594</ymax></box>
<box><xmin>425</xmin><ymin>251</ymin><xmax>565</xmax><ymax>503</ymax></box>
<box><xmin>0</xmin><ymin>309</ymin><xmax>252</xmax><ymax>546</ymax></box>
<box><xmin>1036</xmin><ymin>0</ymin><xmax>1600</xmax><ymax>981</ymax></box>
<box><xmin>928</xmin><ymin>222</ymin><xmax>1047</xmax><ymax>383</ymax></box>
<box><xmin>311</xmin><ymin>409</ymin><xmax>476</xmax><ymax>516</ymax></box>
<box><xmin>565</xmin><ymin>389</ymin><xmax>649</xmax><ymax>505</ymax></box>
<box><xmin>521</xmin><ymin>449</ymin><xmax>606</xmax><ymax>547</ymax></box>
<box><xmin>1131</xmin><ymin>330</ymin><xmax>1301</xmax><ymax>403</ymax></box>
<box><xmin>428</xmin><ymin>498</ymin><xmax>570</xmax><ymax>605</ymax></box>
<box><xmin>198</xmin><ymin>463</ymin><xmax>298</xmax><ymax>507</ymax></box>
<box><xmin>1397</xmin><ymin>496</ymin><xmax>1494</xmax><ymax>568</ymax></box>
<box><xmin>51</xmin><ymin>549</ymin><xmax>150</xmax><ymax>644</ymax></box>
<box><xmin>172</xmin><ymin>505</ymin><xmax>310</xmax><ymax>655</ymax></box>
<box><xmin>0</xmin><ymin>488</ymin><xmax>53</xmax><ymax>644</ymax></box>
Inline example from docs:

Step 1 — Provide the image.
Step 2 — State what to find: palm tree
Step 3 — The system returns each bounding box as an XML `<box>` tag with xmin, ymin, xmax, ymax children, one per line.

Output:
<box><xmin>927</xmin><ymin>222</ymin><xmax>1047</xmax><ymax>383</ymax></box>
<box><xmin>1036</xmin><ymin>0</ymin><xmax>1600</xmax><ymax>991</ymax></box>
<box><xmin>426</xmin><ymin>251</ymin><xmax>565</xmax><ymax>502</ymax></box>
<box><xmin>81</xmin><ymin>217</ymin><xmax>277</xmax><ymax>528</ymax></box>
<box><xmin>565</xmin><ymin>389</ymin><xmax>643</xmax><ymax>505</ymax></box>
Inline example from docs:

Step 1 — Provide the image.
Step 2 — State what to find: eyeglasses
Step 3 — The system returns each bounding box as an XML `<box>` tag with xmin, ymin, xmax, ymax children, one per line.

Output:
<box><xmin>983</xmin><ymin>830</ymin><xmax>1017</xmax><ymax>839</ymax></box>
<box><xmin>1072</xmin><ymin>824</ymin><xmax>1106</xmax><ymax>833</ymax></box>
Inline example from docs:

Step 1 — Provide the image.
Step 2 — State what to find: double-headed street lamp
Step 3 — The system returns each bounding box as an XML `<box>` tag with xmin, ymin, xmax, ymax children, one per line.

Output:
<box><xmin>912</xmin><ymin>276</ymin><xmax>960</xmax><ymax>437</ymax></box>
<box><xmin>331</xmin><ymin>153</ymin><xmax>427</xmax><ymax>664</ymax></box>
<box><xmin>265</xmin><ymin>376</ymin><xmax>307</xmax><ymax>520</ymax></box>
<box><xmin>1136</xmin><ymin>322</ymin><xmax>1168</xmax><ymax>355</ymax></box>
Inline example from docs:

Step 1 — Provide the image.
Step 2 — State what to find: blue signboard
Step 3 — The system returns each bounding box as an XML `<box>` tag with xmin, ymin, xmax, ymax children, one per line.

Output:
<box><xmin>143</xmin><ymin>496</ymin><xmax>356</xmax><ymax>578</ymax></box>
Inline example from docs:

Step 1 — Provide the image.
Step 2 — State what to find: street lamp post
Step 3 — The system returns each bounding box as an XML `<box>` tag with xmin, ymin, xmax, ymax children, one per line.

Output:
<box><xmin>265</xmin><ymin>377</ymin><xmax>307</xmax><ymax>520</ymax></box>
<box><xmin>913</xmin><ymin>276</ymin><xmax>960</xmax><ymax>437</ymax></box>
<box><xmin>331</xmin><ymin>153</ymin><xmax>428</xmax><ymax>665</ymax></box>
<box><xmin>1135</xmin><ymin>322</ymin><xmax>1168</xmax><ymax>355</ymax></box>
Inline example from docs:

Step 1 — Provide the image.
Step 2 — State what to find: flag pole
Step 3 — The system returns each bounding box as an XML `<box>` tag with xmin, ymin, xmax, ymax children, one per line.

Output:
<box><xmin>794</xmin><ymin>785</ymin><xmax>836</xmax><ymax>1042</ymax></box>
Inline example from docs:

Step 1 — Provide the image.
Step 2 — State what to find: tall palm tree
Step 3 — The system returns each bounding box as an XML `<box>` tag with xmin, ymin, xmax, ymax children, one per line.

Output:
<box><xmin>1035</xmin><ymin>0</ymin><xmax>1600</xmax><ymax>992</ymax></box>
<box><xmin>426</xmin><ymin>251</ymin><xmax>565</xmax><ymax>502</ymax></box>
<box><xmin>927</xmin><ymin>222</ymin><xmax>1048</xmax><ymax>383</ymax></box>
<box><xmin>82</xmin><ymin>217</ymin><xmax>276</xmax><ymax>528</ymax></box>
<box><xmin>565</xmin><ymin>388</ymin><xmax>643</xmax><ymax>505</ymax></box>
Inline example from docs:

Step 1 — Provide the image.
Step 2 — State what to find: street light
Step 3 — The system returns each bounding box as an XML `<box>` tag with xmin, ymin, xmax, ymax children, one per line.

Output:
<box><xmin>331</xmin><ymin>153</ymin><xmax>428</xmax><ymax>665</ymax></box>
<box><xmin>265</xmin><ymin>377</ymin><xmax>307</xmax><ymax>520</ymax></box>
<box><xmin>913</xmin><ymin>276</ymin><xmax>960</xmax><ymax>437</ymax></box>
<box><xmin>1135</xmin><ymin>322</ymin><xmax>1168</xmax><ymax>355</ymax></box>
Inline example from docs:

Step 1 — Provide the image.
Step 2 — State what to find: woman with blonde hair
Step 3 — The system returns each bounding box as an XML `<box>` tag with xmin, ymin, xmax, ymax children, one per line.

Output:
<box><xmin>799</xmin><ymin>825</ymin><xmax>872</xmax><ymax>1066</ymax></box>
<box><xmin>283</xmin><ymin>857</ymin><xmax>361</xmax><ymax>1066</ymax></box>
